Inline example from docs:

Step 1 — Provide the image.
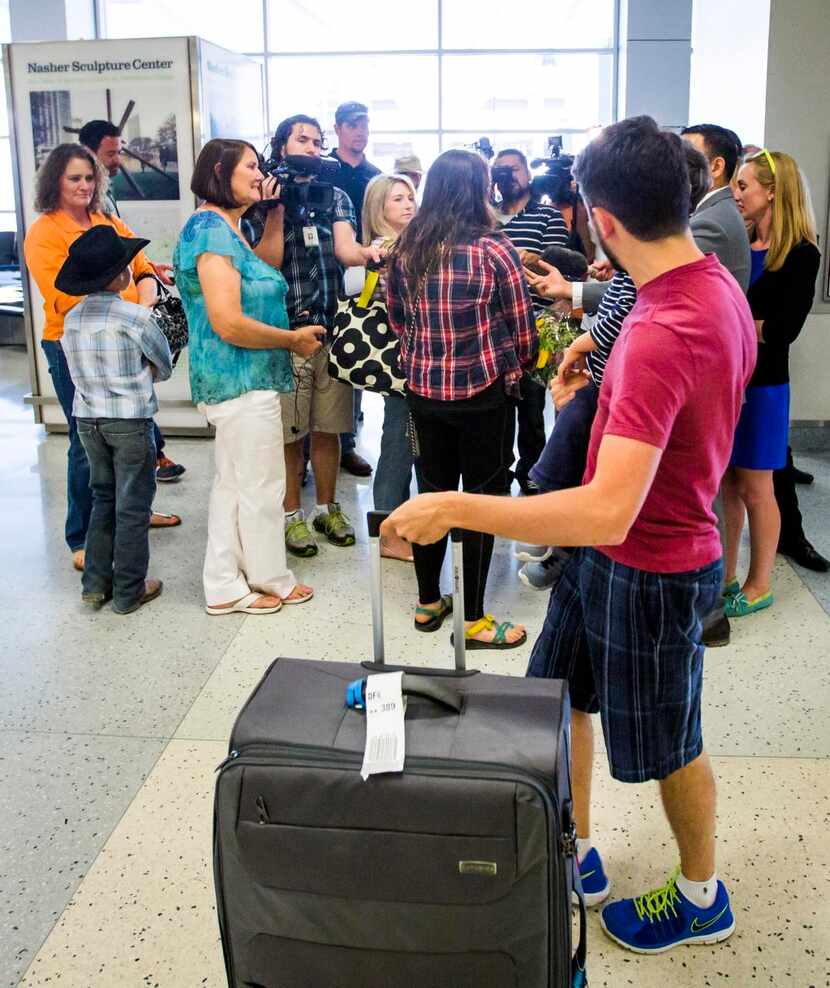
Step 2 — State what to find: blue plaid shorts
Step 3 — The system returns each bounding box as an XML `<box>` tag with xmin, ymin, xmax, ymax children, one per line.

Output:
<box><xmin>527</xmin><ymin>547</ymin><xmax>722</xmax><ymax>783</ymax></box>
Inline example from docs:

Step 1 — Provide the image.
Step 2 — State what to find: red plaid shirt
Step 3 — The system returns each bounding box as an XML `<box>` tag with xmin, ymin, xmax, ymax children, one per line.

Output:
<box><xmin>387</xmin><ymin>233</ymin><xmax>537</xmax><ymax>401</ymax></box>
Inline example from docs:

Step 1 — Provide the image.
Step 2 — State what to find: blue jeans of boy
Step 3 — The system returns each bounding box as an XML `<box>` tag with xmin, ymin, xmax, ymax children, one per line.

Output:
<box><xmin>41</xmin><ymin>340</ymin><xmax>165</xmax><ymax>552</ymax></box>
<box><xmin>77</xmin><ymin>418</ymin><xmax>157</xmax><ymax>611</ymax></box>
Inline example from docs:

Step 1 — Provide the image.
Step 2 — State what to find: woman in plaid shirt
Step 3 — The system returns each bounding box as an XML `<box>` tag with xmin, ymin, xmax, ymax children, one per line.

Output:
<box><xmin>387</xmin><ymin>149</ymin><xmax>537</xmax><ymax>649</ymax></box>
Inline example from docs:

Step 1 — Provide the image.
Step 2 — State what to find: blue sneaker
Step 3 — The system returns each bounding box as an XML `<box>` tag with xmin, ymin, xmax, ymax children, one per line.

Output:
<box><xmin>600</xmin><ymin>867</ymin><xmax>735</xmax><ymax>954</ymax></box>
<box><xmin>579</xmin><ymin>847</ymin><xmax>611</xmax><ymax>907</ymax></box>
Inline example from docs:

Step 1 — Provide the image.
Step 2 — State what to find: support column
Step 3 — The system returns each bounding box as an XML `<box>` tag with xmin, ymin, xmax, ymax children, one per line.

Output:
<box><xmin>618</xmin><ymin>0</ymin><xmax>692</xmax><ymax>129</ymax></box>
<box><xmin>10</xmin><ymin>0</ymin><xmax>94</xmax><ymax>42</ymax></box>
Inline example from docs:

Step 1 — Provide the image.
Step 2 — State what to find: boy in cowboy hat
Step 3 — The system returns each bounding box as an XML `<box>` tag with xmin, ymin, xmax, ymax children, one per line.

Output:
<box><xmin>56</xmin><ymin>225</ymin><xmax>172</xmax><ymax>613</ymax></box>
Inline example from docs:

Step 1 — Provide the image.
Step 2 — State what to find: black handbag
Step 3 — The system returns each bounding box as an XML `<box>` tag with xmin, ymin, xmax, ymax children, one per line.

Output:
<box><xmin>138</xmin><ymin>274</ymin><xmax>189</xmax><ymax>363</ymax></box>
<box><xmin>328</xmin><ymin>269</ymin><xmax>407</xmax><ymax>397</ymax></box>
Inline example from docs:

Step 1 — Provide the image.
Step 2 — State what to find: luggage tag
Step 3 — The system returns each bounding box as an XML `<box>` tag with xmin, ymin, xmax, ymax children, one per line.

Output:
<box><xmin>358</xmin><ymin>671</ymin><xmax>406</xmax><ymax>781</ymax></box>
<box><xmin>302</xmin><ymin>225</ymin><xmax>320</xmax><ymax>248</ymax></box>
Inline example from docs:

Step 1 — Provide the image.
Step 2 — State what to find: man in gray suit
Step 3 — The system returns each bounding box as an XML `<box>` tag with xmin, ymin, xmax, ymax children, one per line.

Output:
<box><xmin>683</xmin><ymin>124</ymin><xmax>751</xmax><ymax>647</ymax></box>
<box><xmin>682</xmin><ymin>124</ymin><xmax>750</xmax><ymax>291</ymax></box>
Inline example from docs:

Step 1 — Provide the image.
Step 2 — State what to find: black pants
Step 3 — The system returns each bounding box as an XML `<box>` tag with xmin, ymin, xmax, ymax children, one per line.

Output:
<box><xmin>408</xmin><ymin>381</ymin><xmax>514</xmax><ymax>620</ymax></box>
<box><xmin>774</xmin><ymin>445</ymin><xmax>805</xmax><ymax>546</ymax></box>
<box><xmin>513</xmin><ymin>372</ymin><xmax>547</xmax><ymax>488</ymax></box>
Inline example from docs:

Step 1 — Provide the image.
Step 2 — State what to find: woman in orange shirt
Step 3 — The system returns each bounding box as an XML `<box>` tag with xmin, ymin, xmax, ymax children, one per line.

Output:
<box><xmin>24</xmin><ymin>143</ymin><xmax>178</xmax><ymax>570</ymax></box>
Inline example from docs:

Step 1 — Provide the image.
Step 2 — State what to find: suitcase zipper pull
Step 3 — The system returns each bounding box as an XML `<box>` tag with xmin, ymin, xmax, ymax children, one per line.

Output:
<box><xmin>256</xmin><ymin>795</ymin><xmax>271</xmax><ymax>825</ymax></box>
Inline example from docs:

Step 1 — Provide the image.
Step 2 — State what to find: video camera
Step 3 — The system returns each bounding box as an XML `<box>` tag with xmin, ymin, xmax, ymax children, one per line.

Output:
<box><xmin>466</xmin><ymin>136</ymin><xmax>495</xmax><ymax>160</ymax></box>
<box><xmin>530</xmin><ymin>136</ymin><xmax>576</xmax><ymax>205</ymax></box>
<box><xmin>258</xmin><ymin>145</ymin><xmax>341</xmax><ymax>225</ymax></box>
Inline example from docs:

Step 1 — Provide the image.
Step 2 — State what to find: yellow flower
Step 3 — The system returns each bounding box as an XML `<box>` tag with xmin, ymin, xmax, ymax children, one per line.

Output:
<box><xmin>537</xmin><ymin>348</ymin><xmax>550</xmax><ymax>370</ymax></box>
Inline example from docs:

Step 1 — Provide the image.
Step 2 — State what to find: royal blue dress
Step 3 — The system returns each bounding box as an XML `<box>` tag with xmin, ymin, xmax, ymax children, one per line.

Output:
<box><xmin>730</xmin><ymin>248</ymin><xmax>789</xmax><ymax>470</ymax></box>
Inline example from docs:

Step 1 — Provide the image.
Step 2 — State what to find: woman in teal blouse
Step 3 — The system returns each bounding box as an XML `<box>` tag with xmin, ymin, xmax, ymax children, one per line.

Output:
<box><xmin>174</xmin><ymin>139</ymin><xmax>324</xmax><ymax>614</ymax></box>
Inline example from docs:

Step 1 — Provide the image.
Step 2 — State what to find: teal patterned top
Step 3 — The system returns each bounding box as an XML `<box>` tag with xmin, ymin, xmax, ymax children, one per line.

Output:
<box><xmin>173</xmin><ymin>210</ymin><xmax>293</xmax><ymax>405</ymax></box>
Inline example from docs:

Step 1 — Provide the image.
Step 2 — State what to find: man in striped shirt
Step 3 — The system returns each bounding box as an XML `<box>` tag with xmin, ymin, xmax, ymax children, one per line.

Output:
<box><xmin>493</xmin><ymin>148</ymin><xmax>569</xmax><ymax>494</ymax></box>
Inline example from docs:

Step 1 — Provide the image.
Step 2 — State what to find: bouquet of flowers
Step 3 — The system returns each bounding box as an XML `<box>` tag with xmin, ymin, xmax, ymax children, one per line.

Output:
<box><xmin>531</xmin><ymin>308</ymin><xmax>581</xmax><ymax>386</ymax></box>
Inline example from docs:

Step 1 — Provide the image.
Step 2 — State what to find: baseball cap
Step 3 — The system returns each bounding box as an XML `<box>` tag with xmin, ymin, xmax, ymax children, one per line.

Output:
<box><xmin>393</xmin><ymin>154</ymin><xmax>423</xmax><ymax>175</ymax></box>
<box><xmin>335</xmin><ymin>101</ymin><xmax>369</xmax><ymax>126</ymax></box>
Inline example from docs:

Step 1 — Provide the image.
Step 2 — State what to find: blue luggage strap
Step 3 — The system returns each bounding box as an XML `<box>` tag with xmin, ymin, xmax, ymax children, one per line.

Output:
<box><xmin>346</xmin><ymin>678</ymin><xmax>366</xmax><ymax>710</ymax></box>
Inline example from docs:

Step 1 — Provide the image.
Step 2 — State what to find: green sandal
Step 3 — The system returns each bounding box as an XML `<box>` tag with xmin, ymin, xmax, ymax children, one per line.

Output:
<box><xmin>451</xmin><ymin>614</ymin><xmax>528</xmax><ymax>651</ymax></box>
<box><xmin>724</xmin><ymin>590</ymin><xmax>773</xmax><ymax>618</ymax></box>
<box><xmin>414</xmin><ymin>594</ymin><xmax>453</xmax><ymax>633</ymax></box>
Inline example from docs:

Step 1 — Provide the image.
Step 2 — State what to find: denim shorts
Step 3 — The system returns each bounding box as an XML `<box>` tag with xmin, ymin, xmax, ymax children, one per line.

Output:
<box><xmin>527</xmin><ymin>547</ymin><xmax>722</xmax><ymax>783</ymax></box>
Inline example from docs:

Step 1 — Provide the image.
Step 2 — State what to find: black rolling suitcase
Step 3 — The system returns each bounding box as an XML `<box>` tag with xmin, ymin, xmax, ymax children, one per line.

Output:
<box><xmin>213</xmin><ymin>512</ymin><xmax>587</xmax><ymax>988</ymax></box>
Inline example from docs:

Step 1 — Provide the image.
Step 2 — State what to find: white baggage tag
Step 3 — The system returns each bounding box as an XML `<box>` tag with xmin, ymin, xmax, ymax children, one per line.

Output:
<box><xmin>302</xmin><ymin>225</ymin><xmax>320</xmax><ymax>248</ymax></box>
<box><xmin>360</xmin><ymin>671</ymin><xmax>406</xmax><ymax>781</ymax></box>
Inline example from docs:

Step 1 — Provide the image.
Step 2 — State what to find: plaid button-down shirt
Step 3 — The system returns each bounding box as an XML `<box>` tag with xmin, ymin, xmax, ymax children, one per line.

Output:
<box><xmin>281</xmin><ymin>186</ymin><xmax>356</xmax><ymax>331</ymax></box>
<box><xmin>61</xmin><ymin>292</ymin><xmax>172</xmax><ymax>420</ymax></box>
<box><xmin>387</xmin><ymin>233</ymin><xmax>537</xmax><ymax>401</ymax></box>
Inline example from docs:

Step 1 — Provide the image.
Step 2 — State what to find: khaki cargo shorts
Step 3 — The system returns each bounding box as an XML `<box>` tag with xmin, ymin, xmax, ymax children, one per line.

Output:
<box><xmin>280</xmin><ymin>348</ymin><xmax>354</xmax><ymax>443</ymax></box>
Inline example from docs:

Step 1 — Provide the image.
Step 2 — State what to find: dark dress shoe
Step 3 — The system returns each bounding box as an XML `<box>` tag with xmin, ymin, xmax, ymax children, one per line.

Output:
<box><xmin>702</xmin><ymin>614</ymin><xmax>731</xmax><ymax>648</ymax></box>
<box><xmin>340</xmin><ymin>451</ymin><xmax>373</xmax><ymax>477</ymax></box>
<box><xmin>778</xmin><ymin>537</ymin><xmax>829</xmax><ymax>572</ymax></box>
<box><xmin>792</xmin><ymin>465</ymin><xmax>814</xmax><ymax>485</ymax></box>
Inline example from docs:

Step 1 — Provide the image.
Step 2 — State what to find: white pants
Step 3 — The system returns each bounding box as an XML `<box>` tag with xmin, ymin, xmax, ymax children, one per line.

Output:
<box><xmin>199</xmin><ymin>390</ymin><xmax>296</xmax><ymax>606</ymax></box>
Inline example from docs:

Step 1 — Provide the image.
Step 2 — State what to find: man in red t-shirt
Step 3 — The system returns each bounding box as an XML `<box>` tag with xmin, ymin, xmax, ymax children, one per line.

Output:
<box><xmin>384</xmin><ymin>116</ymin><xmax>756</xmax><ymax>955</ymax></box>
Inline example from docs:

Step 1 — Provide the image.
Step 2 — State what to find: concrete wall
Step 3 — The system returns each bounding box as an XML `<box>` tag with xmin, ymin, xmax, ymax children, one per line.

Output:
<box><xmin>689</xmin><ymin>0</ymin><xmax>769</xmax><ymax>144</ymax></box>
<box><xmin>764</xmin><ymin>0</ymin><xmax>830</xmax><ymax>422</ymax></box>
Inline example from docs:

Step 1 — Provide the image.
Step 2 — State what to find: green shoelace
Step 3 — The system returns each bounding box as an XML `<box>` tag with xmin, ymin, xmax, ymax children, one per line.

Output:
<box><xmin>633</xmin><ymin>867</ymin><xmax>682</xmax><ymax>923</ymax></box>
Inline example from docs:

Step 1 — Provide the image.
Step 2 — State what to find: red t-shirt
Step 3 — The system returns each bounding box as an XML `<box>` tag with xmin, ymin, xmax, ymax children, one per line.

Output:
<box><xmin>584</xmin><ymin>254</ymin><xmax>756</xmax><ymax>573</ymax></box>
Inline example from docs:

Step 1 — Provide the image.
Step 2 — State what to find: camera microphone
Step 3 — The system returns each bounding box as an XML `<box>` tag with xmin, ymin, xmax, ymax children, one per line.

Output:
<box><xmin>283</xmin><ymin>154</ymin><xmax>323</xmax><ymax>177</ymax></box>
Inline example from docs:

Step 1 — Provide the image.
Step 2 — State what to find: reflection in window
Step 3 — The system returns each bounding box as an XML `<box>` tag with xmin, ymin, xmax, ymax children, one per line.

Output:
<box><xmin>0</xmin><ymin>138</ymin><xmax>14</xmax><ymax>212</ymax></box>
<box><xmin>442</xmin><ymin>53</ymin><xmax>613</xmax><ymax>133</ymax></box>
<box><xmin>267</xmin><ymin>0</ymin><xmax>438</xmax><ymax>52</ymax></box>
<box><xmin>442</xmin><ymin>0</ymin><xmax>615</xmax><ymax>50</ymax></box>
<box><xmin>268</xmin><ymin>55</ymin><xmax>439</xmax><ymax>135</ymax></box>
<box><xmin>100</xmin><ymin>0</ymin><xmax>263</xmax><ymax>53</ymax></box>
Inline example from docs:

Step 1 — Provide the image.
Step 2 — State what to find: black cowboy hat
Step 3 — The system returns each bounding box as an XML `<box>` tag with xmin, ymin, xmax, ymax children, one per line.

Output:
<box><xmin>55</xmin><ymin>225</ymin><xmax>150</xmax><ymax>296</ymax></box>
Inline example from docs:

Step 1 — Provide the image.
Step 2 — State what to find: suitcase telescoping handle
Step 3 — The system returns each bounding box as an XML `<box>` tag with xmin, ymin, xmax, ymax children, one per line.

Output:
<box><xmin>365</xmin><ymin>510</ymin><xmax>475</xmax><ymax>677</ymax></box>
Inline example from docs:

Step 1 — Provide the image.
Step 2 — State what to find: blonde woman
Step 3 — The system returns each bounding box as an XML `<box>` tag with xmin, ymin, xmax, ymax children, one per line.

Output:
<box><xmin>724</xmin><ymin>150</ymin><xmax>823</xmax><ymax>616</ymax></box>
<box><xmin>363</xmin><ymin>173</ymin><xmax>418</xmax><ymax>561</ymax></box>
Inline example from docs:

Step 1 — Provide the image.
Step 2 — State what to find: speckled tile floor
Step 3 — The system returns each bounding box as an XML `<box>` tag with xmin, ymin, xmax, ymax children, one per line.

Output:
<box><xmin>2</xmin><ymin>346</ymin><xmax>830</xmax><ymax>987</ymax></box>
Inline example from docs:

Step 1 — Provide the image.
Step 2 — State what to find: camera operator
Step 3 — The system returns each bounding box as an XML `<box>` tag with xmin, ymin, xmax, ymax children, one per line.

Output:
<box><xmin>329</xmin><ymin>101</ymin><xmax>381</xmax><ymax>477</ymax></box>
<box><xmin>492</xmin><ymin>148</ymin><xmax>569</xmax><ymax>495</ymax></box>
<box><xmin>256</xmin><ymin>113</ymin><xmax>382</xmax><ymax>560</ymax></box>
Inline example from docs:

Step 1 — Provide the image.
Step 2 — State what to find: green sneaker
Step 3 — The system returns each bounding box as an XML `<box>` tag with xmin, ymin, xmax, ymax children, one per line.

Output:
<box><xmin>285</xmin><ymin>510</ymin><xmax>318</xmax><ymax>558</ymax></box>
<box><xmin>723</xmin><ymin>579</ymin><xmax>741</xmax><ymax>601</ymax></box>
<box><xmin>313</xmin><ymin>502</ymin><xmax>355</xmax><ymax>547</ymax></box>
<box><xmin>724</xmin><ymin>590</ymin><xmax>773</xmax><ymax>618</ymax></box>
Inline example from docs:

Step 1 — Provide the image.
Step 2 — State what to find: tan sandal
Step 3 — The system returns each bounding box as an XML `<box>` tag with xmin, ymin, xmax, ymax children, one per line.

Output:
<box><xmin>205</xmin><ymin>593</ymin><xmax>282</xmax><ymax>616</ymax></box>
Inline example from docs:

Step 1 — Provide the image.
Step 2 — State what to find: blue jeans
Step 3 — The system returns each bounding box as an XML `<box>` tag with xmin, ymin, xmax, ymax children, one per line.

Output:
<box><xmin>372</xmin><ymin>394</ymin><xmax>413</xmax><ymax>512</ymax></box>
<box><xmin>41</xmin><ymin>340</ymin><xmax>164</xmax><ymax>552</ymax></box>
<box><xmin>77</xmin><ymin>418</ymin><xmax>157</xmax><ymax>611</ymax></box>
<box><xmin>529</xmin><ymin>379</ymin><xmax>599</xmax><ymax>493</ymax></box>
<box><xmin>42</xmin><ymin>340</ymin><xmax>92</xmax><ymax>551</ymax></box>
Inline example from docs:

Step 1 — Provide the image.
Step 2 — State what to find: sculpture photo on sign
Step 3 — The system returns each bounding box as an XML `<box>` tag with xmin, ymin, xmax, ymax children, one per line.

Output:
<box><xmin>29</xmin><ymin>84</ymin><xmax>180</xmax><ymax>201</ymax></box>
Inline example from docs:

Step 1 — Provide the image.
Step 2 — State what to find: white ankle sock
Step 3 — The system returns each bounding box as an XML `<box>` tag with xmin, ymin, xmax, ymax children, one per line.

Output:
<box><xmin>576</xmin><ymin>837</ymin><xmax>592</xmax><ymax>863</ymax></box>
<box><xmin>677</xmin><ymin>871</ymin><xmax>717</xmax><ymax>909</ymax></box>
<box><xmin>285</xmin><ymin>509</ymin><xmax>300</xmax><ymax>522</ymax></box>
